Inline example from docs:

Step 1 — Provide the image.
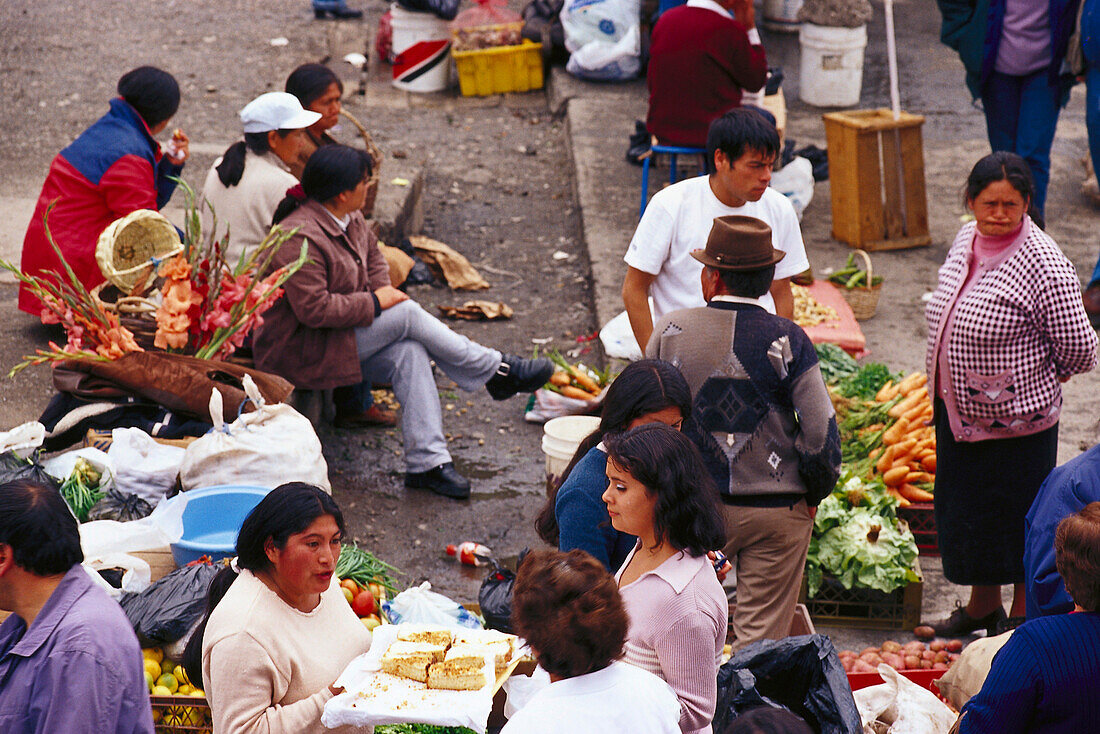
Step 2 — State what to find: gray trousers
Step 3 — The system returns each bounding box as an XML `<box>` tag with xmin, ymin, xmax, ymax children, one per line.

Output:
<box><xmin>354</xmin><ymin>300</ymin><xmax>501</xmax><ymax>472</ymax></box>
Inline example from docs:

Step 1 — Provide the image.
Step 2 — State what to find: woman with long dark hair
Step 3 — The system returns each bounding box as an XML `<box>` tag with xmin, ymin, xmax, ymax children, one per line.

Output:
<box><xmin>924</xmin><ymin>152</ymin><xmax>1097</xmax><ymax>636</ymax></box>
<box><xmin>603</xmin><ymin>423</ymin><xmax>728</xmax><ymax>734</ymax></box>
<box><xmin>535</xmin><ymin>359</ymin><xmax>692</xmax><ymax>571</ymax></box>
<box><xmin>182</xmin><ymin>483</ymin><xmax>369</xmax><ymax>734</ymax></box>
<box><xmin>254</xmin><ymin>145</ymin><xmax>551</xmax><ymax>499</ymax></box>
<box><xmin>199</xmin><ymin>92</ymin><xmax>320</xmax><ymax>263</ymax></box>
<box><xmin>284</xmin><ymin>64</ymin><xmax>346</xmax><ymax>179</ymax></box>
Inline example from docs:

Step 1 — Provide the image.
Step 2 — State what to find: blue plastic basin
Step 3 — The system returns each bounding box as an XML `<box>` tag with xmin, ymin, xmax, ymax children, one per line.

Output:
<box><xmin>168</xmin><ymin>485</ymin><xmax>272</xmax><ymax>566</ymax></box>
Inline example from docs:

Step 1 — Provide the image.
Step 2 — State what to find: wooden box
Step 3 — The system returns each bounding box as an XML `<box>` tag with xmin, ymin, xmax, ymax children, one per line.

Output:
<box><xmin>823</xmin><ymin>109</ymin><xmax>931</xmax><ymax>251</ymax></box>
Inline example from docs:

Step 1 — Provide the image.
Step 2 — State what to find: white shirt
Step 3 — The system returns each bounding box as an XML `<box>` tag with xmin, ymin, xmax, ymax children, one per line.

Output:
<box><xmin>501</xmin><ymin>661</ymin><xmax>681</xmax><ymax>734</ymax></box>
<box><xmin>685</xmin><ymin>0</ymin><xmax>762</xmax><ymax>45</ymax></box>
<box><xmin>625</xmin><ymin>176</ymin><xmax>810</xmax><ymax>320</ymax></box>
<box><xmin>200</xmin><ymin>149</ymin><xmax>298</xmax><ymax>267</ymax></box>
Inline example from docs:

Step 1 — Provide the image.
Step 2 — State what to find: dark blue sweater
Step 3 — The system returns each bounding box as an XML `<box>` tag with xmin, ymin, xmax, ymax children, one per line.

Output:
<box><xmin>959</xmin><ymin>612</ymin><xmax>1100</xmax><ymax>734</ymax></box>
<box><xmin>555</xmin><ymin>446</ymin><xmax>636</xmax><ymax>572</ymax></box>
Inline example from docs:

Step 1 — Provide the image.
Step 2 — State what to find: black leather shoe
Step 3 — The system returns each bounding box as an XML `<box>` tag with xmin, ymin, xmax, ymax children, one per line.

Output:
<box><xmin>485</xmin><ymin>355</ymin><xmax>554</xmax><ymax>400</ymax></box>
<box><xmin>930</xmin><ymin>605</ymin><xmax>1007</xmax><ymax>637</ymax></box>
<box><xmin>314</xmin><ymin>4</ymin><xmax>363</xmax><ymax>18</ymax></box>
<box><xmin>405</xmin><ymin>462</ymin><xmax>471</xmax><ymax>499</ymax></box>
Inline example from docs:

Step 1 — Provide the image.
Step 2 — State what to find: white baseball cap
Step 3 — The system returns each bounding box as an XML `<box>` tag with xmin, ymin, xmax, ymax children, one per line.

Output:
<box><xmin>239</xmin><ymin>92</ymin><xmax>322</xmax><ymax>133</ymax></box>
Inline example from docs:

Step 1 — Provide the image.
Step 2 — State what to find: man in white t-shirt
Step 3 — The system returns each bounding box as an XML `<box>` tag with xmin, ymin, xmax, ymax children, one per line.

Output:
<box><xmin>623</xmin><ymin>108</ymin><xmax>810</xmax><ymax>351</ymax></box>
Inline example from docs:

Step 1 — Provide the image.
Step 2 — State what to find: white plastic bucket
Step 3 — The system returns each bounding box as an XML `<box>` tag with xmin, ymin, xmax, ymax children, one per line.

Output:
<box><xmin>542</xmin><ymin>415</ymin><xmax>601</xmax><ymax>491</ymax></box>
<box><xmin>390</xmin><ymin>4</ymin><xmax>452</xmax><ymax>93</ymax></box>
<box><xmin>762</xmin><ymin>0</ymin><xmax>803</xmax><ymax>33</ymax></box>
<box><xmin>798</xmin><ymin>22</ymin><xmax>867</xmax><ymax>107</ymax></box>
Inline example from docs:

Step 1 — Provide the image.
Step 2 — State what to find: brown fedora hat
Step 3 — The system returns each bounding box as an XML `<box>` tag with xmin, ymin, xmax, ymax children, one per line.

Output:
<box><xmin>690</xmin><ymin>215</ymin><xmax>785</xmax><ymax>271</ymax></box>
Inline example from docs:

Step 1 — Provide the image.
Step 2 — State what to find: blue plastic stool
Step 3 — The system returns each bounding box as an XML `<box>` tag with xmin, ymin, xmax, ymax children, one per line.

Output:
<box><xmin>640</xmin><ymin>144</ymin><xmax>708</xmax><ymax>218</ymax></box>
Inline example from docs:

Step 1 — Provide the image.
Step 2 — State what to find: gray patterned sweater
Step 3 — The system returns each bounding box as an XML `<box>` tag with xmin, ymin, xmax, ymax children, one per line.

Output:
<box><xmin>647</xmin><ymin>299</ymin><xmax>841</xmax><ymax>505</ymax></box>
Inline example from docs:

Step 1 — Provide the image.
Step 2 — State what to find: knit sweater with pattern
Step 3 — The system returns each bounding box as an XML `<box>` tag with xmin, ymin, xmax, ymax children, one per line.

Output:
<box><xmin>647</xmin><ymin>300</ymin><xmax>841</xmax><ymax>505</ymax></box>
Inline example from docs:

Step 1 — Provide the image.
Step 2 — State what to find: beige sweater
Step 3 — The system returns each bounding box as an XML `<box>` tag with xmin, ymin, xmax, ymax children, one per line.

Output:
<box><xmin>201</xmin><ymin>569</ymin><xmax>372</xmax><ymax>734</ymax></box>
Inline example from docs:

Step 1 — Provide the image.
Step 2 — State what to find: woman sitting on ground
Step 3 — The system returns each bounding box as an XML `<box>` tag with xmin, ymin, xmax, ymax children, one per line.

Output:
<box><xmin>957</xmin><ymin>501</ymin><xmax>1100</xmax><ymax>734</ymax></box>
<box><xmin>284</xmin><ymin>63</ymin><xmax>347</xmax><ymax>179</ymax></box>
<box><xmin>199</xmin><ymin>92</ymin><xmax>320</xmax><ymax>263</ymax></box>
<box><xmin>182</xmin><ymin>482</ymin><xmax>370</xmax><ymax>734</ymax></box>
<box><xmin>253</xmin><ymin>145</ymin><xmax>551</xmax><ymax>499</ymax></box>
<box><xmin>502</xmin><ymin>548</ymin><xmax>682</xmax><ymax>734</ymax></box>
<box><xmin>534</xmin><ymin>358</ymin><xmax>692</xmax><ymax>571</ymax></box>
<box><xmin>604</xmin><ymin>423</ymin><xmax>728</xmax><ymax>734</ymax></box>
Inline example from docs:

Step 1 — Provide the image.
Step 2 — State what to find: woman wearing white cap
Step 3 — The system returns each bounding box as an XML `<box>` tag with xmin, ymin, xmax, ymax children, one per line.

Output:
<box><xmin>199</xmin><ymin>92</ymin><xmax>321</xmax><ymax>265</ymax></box>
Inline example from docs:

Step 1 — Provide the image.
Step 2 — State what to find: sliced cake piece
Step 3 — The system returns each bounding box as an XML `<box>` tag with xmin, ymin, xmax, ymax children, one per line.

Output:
<box><xmin>380</xmin><ymin>640</ymin><xmax>446</xmax><ymax>683</ymax></box>
<box><xmin>426</xmin><ymin>655</ymin><xmax>493</xmax><ymax>691</ymax></box>
<box><xmin>395</xmin><ymin>624</ymin><xmax>454</xmax><ymax>647</ymax></box>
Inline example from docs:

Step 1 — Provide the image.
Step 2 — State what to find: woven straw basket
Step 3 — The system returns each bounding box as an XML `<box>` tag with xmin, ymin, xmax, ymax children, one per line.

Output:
<box><xmin>95</xmin><ymin>210</ymin><xmax>183</xmax><ymax>295</ymax></box>
<box><xmin>340</xmin><ymin>108</ymin><xmax>383</xmax><ymax>218</ymax></box>
<box><xmin>838</xmin><ymin>249</ymin><xmax>882</xmax><ymax>320</ymax></box>
<box><xmin>90</xmin><ymin>282</ymin><xmax>161</xmax><ymax>350</ymax></box>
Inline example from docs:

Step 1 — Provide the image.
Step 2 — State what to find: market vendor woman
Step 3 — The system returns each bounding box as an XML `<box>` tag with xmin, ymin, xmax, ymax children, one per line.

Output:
<box><xmin>924</xmin><ymin>152</ymin><xmax>1097</xmax><ymax>636</ymax></box>
<box><xmin>18</xmin><ymin>66</ymin><xmax>189</xmax><ymax>314</ymax></box>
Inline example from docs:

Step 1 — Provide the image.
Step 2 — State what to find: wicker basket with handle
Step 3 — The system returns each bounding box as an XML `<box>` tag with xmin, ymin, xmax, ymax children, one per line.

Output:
<box><xmin>95</xmin><ymin>210</ymin><xmax>183</xmax><ymax>294</ymax></box>
<box><xmin>339</xmin><ymin>108</ymin><xmax>383</xmax><ymax>219</ymax></box>
<box><xmin>837</xmin><ymin>249</ymin><xmax>882</xmax><ymax>320</ymax></box>
<box><xmin>90</xmin><ymin>282</ymin><xmax>162</xmax><ymax>351</ymax></box>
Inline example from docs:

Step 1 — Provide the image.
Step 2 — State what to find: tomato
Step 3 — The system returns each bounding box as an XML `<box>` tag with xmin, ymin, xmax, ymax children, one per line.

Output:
<box><xmin>362</xmin><ymin>615</ymin><xmax>382</xmax><ymax>631</ymax></box>
<box><xmin>340</xmin><ymin>578</ymin><xmax>359</xmax><ymax>593</ymax></box>
<box><xmin>368</xmin><ymin>582</ymin><xmax>382</xmax><ymax>599</ymax></box>
<box><xmin>351</xmin><ymin>589</ymin><xmax>376</xmax><ymax>617</ymax></box>
<box><xmin>342</xmin><ymin>586</ymin><xmax>355</xmax><ymax>604</ymax></box>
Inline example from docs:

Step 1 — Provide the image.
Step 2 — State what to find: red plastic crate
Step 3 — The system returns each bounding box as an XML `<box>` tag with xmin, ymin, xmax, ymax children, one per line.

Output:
<box><xmin>847</xmin><ymin>668</ymin><xmax>946</xmax><ymax>694</ymax></box>
<box><xmin>898</xmin><ymin>502</ymin><xmax>938</xmax><ymax>556</ymax></box>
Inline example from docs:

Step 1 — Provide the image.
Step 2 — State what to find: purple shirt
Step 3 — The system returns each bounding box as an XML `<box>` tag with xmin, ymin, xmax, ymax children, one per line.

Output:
<box><xmin>0</xmin><ymin>565</ymin><xmax>154</xmax><ymax>734</ymax></box>
<box><xmin>994</xmin><ymin>0</ymin><xmax>1051</xmax><ymax>75</ymax></box>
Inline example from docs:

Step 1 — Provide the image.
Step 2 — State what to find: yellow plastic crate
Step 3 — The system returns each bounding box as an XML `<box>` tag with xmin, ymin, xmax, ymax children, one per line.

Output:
<box><xmin>453</xmin><ymin>40</ymin><xmax>544</xmax><ymax>97</ymax></box>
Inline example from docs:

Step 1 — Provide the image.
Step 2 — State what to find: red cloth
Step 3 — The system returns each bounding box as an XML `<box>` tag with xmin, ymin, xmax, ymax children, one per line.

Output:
<box><xmin>646</xmin><ymin>7</ymin><xmax>767</xmax><ymax>148</ymax></box>
<box><xmin>799</xmin><ymin>281</ymin><xmax>867</xmax><ymax>358</ymax></box>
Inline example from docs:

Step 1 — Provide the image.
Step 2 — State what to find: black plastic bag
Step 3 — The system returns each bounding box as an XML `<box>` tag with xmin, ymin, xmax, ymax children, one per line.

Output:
<box><xmin>714</xmin><ymin>634</ymin><xmax>861</xmax><ymax>734</ymax></box>
<box><xmin>87</xmin><ymin>488</ymin><xmax>154</xmax><ymax>522</ymax></box>
<box><xmin>0</xmin><ymin>450</ymin><xmax>59</xmax><ymax>489</ymax></box>
<box><xmin>395</xmin><ymin>0</ymin><xmax>460</xmax><ymax>21</ymax></box>
<box><xmin>119</xmin><ymin>561</ymin><xmax>220</xmax><ymax>646</ymax></box>
<box><xmin>478</xmin><ymin>550</ymin><xmax>530</xmax><ymax>633</ymax></box>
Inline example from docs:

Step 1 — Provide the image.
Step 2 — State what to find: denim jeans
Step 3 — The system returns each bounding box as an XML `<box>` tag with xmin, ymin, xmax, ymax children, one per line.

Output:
<box><xmin>980</xmin><ymin>68</ymin><xmax>1063</xmax><ymax>218</ymax></box>
<box><xmin>1087</xmin><ymin>64</ymin><xmax>1100</xmax><ymax>286</ymax></box>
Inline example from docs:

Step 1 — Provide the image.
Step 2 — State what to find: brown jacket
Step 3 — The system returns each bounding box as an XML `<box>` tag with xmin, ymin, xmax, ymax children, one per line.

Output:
<box><xmin>252</xmin><ymin>199</ymin><xmax>390</xmax><ymax>390</ymax></box>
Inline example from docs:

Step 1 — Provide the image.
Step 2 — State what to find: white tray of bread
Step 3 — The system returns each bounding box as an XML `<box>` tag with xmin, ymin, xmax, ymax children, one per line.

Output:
<box><xmin>321</xmin><ymin>623</ymin><xmax>524</xmax><ymax>731</ymax></box>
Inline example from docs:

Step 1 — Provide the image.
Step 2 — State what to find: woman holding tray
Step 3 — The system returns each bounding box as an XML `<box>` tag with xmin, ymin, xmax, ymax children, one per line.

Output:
<box><xmin>182</xmin><ymin>482</ymin><xmax>371</xmax><ymax>734</ymax></box>
<box><xmin>603</xmin><ymin>423</ymin><xmax>728</xmax><ymax>734</ymax></box>
<box><xmin>924</xmin><ymin>152</ymin><xmax>1097</xmax><ymax>637</ymax></box>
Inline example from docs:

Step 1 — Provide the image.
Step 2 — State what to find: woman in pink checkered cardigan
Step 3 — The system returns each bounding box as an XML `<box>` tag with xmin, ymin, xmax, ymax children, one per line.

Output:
<box><xmin>924</xmin><ymin>152</ymin><xmax>1098</xmax><ymax>638</ymax></box>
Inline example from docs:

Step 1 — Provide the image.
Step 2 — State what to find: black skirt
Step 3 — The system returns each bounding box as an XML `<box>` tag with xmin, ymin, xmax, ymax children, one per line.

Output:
<box><xmin>933</xmin><ymin>403</ymin><xmax>1058</xmax><ymax>586</ymax></box>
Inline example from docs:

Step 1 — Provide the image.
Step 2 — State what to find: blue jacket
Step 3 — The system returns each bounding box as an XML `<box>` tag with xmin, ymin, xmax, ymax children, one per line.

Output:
<box><xmin>959</xmin><ymin>612</ymin><xmax>1100</xmax><ymax>734</ymax></box>
<box><xmin>556</xmin><ymin>446</ymin><xmax>637</xmax><ymax>572</ymax></box>
<box><xmin>1024</xmin><ymin>443</ymin><xmax>1100</xmax><ymax>618</ymax></box>
<box><xmin>936</xmin><ymin>0</ymin><xmax>1080</xmax><ymax>99</ymax></box>
<box><xmin>1081</xmin><ymin>0</ymin><xmax>1100</xmax><ymax>63</ymax></box>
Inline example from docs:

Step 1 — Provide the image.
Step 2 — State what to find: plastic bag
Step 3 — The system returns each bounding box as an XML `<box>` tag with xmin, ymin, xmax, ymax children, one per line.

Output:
<box><xmin>107</xmin><ymin>427</ymin><xmax>186</xmax><ymax>504</ymax></box>
<box><xmin>853</xmin><ymin>665</ymin><xmax>957</xmax><ymax>734</ymax></box>
<box><xmin>179</xmin><ymin>374</ymin><xmax>330</xmax><ymax>492</ymax></box>
<box><xmin>88</xmin><ymin>488</ymin><xmax>155</xmax><ymax>522</ymax></box>
<box><xmin>43</xmin><ymin>447</ymin><xmax>115</xmax><ymax>493</ymax></box>
<box><xmin>561</xmin><ymin>0</ymin><xmax>640</xmax><ymax>80</ymax></box>
<box><xmin>0</xmin><ymin>421</ymin><xmax>45</xmax><ymax>458</ymax></box>
<box><xmin>769</xmin><ymin>156</ymin><xmax>815</xmax><ymax>221</ymax></box>
<box><xmin>524</xmin><ymin>387</ymin><xmax>600</xmax><ymax>423</ymax></box>
<box><xmin>396</xmin><ymin>0</ymin><xmax>461</xmax><ymax>22</ymax></box>
<box><xmin>0</xmin><ymin>450</ymin><xmax>58</xmax><ymax>489</ymax></box>
<box><xmin>381</xmin><ymin>581</ymin><xmax>483</xmax><ymax>629</ymax></box>
<box><xmin>119</xmin><ymin>561</ymin><xmax>221</xmax><ymax>646</ymax></box>
<box><xmin>599</xmin><ymin>308</ymin><xmax>647</xmax><ymax>361</ymax></box>
<box><xmin>715</xmin><ymin>634</ymin><xmax>862</xmax><ymax>734</ymax></box>
<box><xmin>451</xmin><ymin>0</ymin><xmax>523</xmax><ymax>51</ymax></box>
<box><xmin>933</xmin><ymin>631</ymin><xmax>1012</xmax><ymax>711</ymax></box>
<box><xmin>478</xmin><ymin>557</ymin><xmax>517</xmax><ymax>633</ymax></box>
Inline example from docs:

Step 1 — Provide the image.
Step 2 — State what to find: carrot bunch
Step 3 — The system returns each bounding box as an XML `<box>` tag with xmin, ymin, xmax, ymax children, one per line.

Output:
<box><xmin>869</xmin><ymin>372</ymin><xmax>936</xmax><ymax>506</ymax></box>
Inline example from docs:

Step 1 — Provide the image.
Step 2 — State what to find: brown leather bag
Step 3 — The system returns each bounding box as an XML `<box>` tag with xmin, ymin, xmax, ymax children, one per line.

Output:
<box><xmin>54</xmin><ymin>352</ymin><xmax>294</xmax><ymax>421</ymax></box>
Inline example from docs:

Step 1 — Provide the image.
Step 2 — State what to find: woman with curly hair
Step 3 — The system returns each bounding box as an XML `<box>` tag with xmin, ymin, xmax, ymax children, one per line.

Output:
<box><xmin>503</xmin><ymin>549</ymin><xmax>681</xmax><ymax>733</ymax></box>
<box><xmin>603</xmin><ymin>423</ymin><xmax>728</xmax><ymax>734</ymax></box>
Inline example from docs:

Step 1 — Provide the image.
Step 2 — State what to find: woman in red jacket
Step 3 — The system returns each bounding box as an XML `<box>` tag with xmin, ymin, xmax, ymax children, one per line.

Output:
<box><xmin>19</xmin><ymin>66</ymin><xmax>189</xmax><ymax>314</ymax></box>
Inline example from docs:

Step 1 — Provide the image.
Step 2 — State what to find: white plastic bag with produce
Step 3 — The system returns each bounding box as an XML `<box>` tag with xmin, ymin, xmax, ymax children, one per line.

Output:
<box><xmin>561</xmin><ymin>0</ymin><xmax>641</xmax><ymax>80</ymax></box>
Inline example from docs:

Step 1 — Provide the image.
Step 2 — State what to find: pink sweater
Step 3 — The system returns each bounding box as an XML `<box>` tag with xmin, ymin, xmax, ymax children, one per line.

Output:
<box><xmin>616</xmin><ymin>544</ymin><xmax>728</xmax><ymax>734</ymax></box>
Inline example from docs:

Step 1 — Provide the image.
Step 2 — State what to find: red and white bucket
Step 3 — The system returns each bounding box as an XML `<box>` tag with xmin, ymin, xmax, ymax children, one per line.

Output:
<box><xmin>390</xmin><ymin>4</ymin><xmax>452</xmax><ymax>93</ymax></box>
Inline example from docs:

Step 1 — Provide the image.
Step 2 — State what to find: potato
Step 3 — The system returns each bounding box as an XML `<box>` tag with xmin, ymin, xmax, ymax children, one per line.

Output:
<box><xmin>860</xmin><ymin>647</ymin><xmax>880</xmax><ymax>657</ymax></box>
<box><xmin>913</xmin><ymin>625</ymin><xmax>935</xmax><ymax>640</ymax></box>
<box><xmin>934</xmin><ymin>651</ymin><xmax>950</xmax><ymax>663</ymax></box>
<box><xmin>932</xmin><ymin>662</ymin><xmax>949</xmax><ymax>670</ymax></box>
<box><xmin>860</xmin><ymin>652</ymin><xmax>883</xmax><ymax>666</ymax></box>
<box><xmin>881</xmin><ymin>641</ymin><xmax>902</xmax><ymax>654</ymax></box>
<box><xmin>946</xmin><ymin>640</ymin><xmax>963</xmax><ymax>653</ymax></box>
<box><xmin>948</xmin><ymin>653</ymin><xmax>960</xmax><ymax>662</ymax></box>
<box><xmin>852</xmin><ymin>660</ymin><xmax>878</xmax><ymax>674</ymax></box>
<box><xmin>903</xmin><ymin>655</ymin><xmax>921</xmax><ymax>669</ymax></box>
<box><xmin>929</xmin><ymin>640</ymin><xmax>946</xmax><ymax>652</ymax></box>
<box><xmin>902</xmin><ymin>641</ymin><xmax>926</xmax><ymax>654</ymax></box>
<box><xmin>882</xmin><ymin>653</ymin><xmax>905</xmax><ymax>670</ymax></box>
<box><xmin>920</xmin><ymin>659</ymin><xmax>934</xmax><ymax>669</ymax></box>
<box><xmin>841</xmin><ymin>658</ymin><xmax>854</xmax><ymax>672</ymax></box>
<box><xmin>921</xmin><ymin>650</ymin><xmax>936</xmax><ymax>661</ymax></box>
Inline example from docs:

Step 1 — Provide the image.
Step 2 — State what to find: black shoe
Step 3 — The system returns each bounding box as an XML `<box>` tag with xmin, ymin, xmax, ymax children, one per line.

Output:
<box><xmin>485</xmin><ymin>354</ymin><xmax>554</xmax><ymax>400</ymax></box>
<box><xmin>930</xmin><ymin>604</ymin><xmax>1007</xmax><ymax>637</ymax></box>
<box><xmin>314</xmin><ymin>3</ymin><xmax>362</xmax><ymax>18</ymax></box>
<box><xmin>994</xmin><ymin>615</ymin><xmax>1027</xmax><ymax>635</ymax></box>
<box><xmin>405</xmin><ymin>462</ymin><xmax>470</xmax><ymax>499</ymax></box>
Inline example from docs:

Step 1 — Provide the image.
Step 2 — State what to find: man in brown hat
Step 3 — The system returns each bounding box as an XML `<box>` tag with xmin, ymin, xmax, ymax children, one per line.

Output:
<box><xmin>646</xmin><ymin>215</ymin><xmax>840</xmax><ymax>650</ymax></box>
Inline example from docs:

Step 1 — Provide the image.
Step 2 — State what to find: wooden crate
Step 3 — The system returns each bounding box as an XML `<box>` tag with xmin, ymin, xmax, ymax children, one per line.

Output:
<box><xmin>824</xmin><ymin>109</ymin><xmax>931</xmax><ymax>251</ymax></box>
